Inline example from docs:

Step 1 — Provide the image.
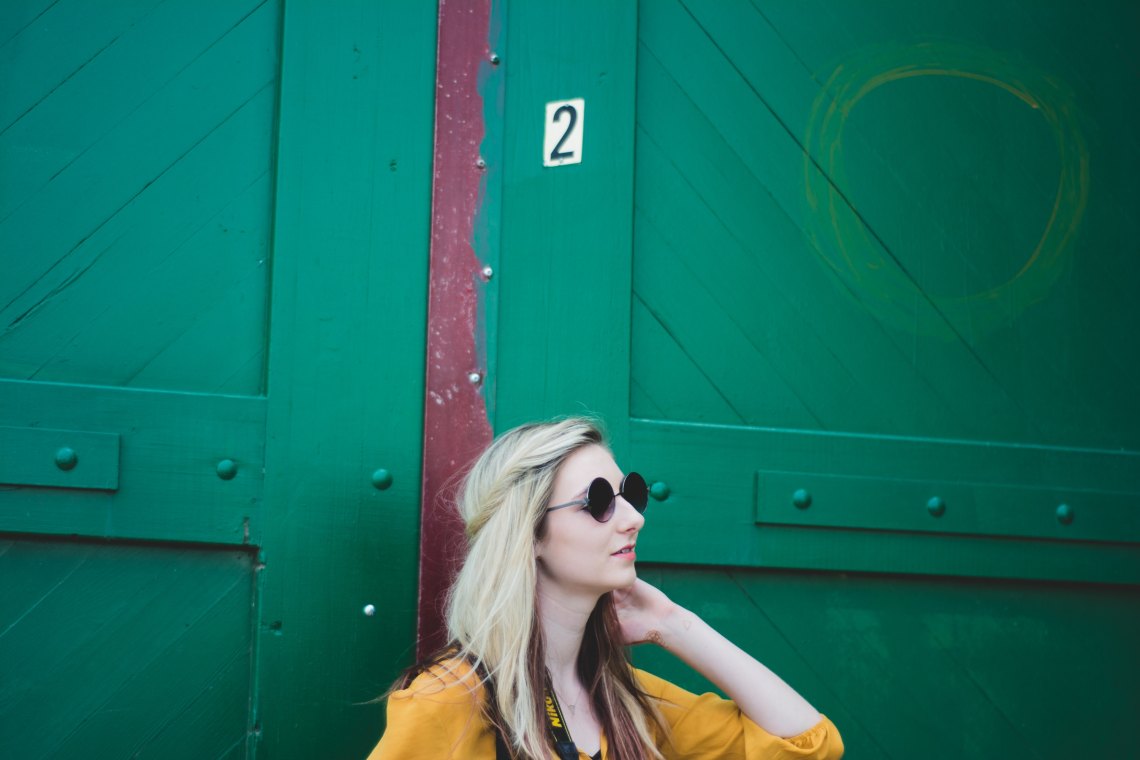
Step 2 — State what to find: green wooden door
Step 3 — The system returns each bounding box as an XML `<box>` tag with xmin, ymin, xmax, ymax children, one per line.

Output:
<box><xmin>488</xmin><ymin>1</ymin><xmax>1140</xmax><ymax>757</ymax></box>
<box><xmin>0</xmin><ymin>1</ymin><xmax>435</xmax><ymax>757</ymax></box>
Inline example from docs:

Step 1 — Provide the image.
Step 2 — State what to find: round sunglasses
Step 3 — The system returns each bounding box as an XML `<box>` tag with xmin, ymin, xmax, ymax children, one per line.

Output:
<box><xmin>545</xmin><ymin>472</ymin><xmax>649</xmax><ymax>523</ymax></box>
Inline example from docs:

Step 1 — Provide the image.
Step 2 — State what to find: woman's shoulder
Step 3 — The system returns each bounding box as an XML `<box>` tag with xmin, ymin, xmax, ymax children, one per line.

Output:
<box><xmin>369</xmin><ymin>658</ymin><xmax>494</xmax><ymax>758</ymax></box>
<box><xmin>391</xmin><ymin>656</ymin><xmax>487</xmax><ymax>706</ymax></box>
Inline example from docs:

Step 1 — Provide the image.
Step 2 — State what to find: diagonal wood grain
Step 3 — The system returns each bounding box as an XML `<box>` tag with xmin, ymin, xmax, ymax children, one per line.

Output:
<box><xmin>632</xmin><ymin>0</ymin><xmax>1139</xmax><ymax>449</ymax></box>
<box><xmin>0</xmin><ymin>537</ymin><xmax>254</xmax><ymax>759</ymax></box>
<box><xmin>0</xmin><ymin>0</ymin><xmax>276</xmax><ymax>395</ymax></box>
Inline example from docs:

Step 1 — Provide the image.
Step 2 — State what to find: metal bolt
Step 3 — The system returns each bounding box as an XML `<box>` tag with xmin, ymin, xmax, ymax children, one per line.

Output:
<box><xmin>467</xmin><ymin>371</ymin><xmax>482</xmax><ymax>384</ymax></box>
<box><xmin>475</xmin><ymin>157</ymin><xmax>486</xmax><ymax>169</ymax></box>
<box><xmin>927</xmin><ymin>496</ymin><xmax>946</xmax><ymax>517</ymax></box>
<box><xmin>792</xmin><ymin>488</ymin><xmax>812</xmax><ymax>510</ymax></box>
<box><xmin>363</xmin><ymin>604</ymin><xmax>376</xmax><ymax>617</ymax></box>
<box><xmin>217</xmin><ymin>459</ymin><xmax>238</xmax><ymax>480</ymax></box>
<box><xmin>489</xmin><ymin>52</ymin><xmax>501</xmax><ymax>65</ymax></box>
<box><xmin>481</xmin><ymin>265</ymin><xmax>494</xmax><ymax>280</ymax></box>
<box><xmin>371</xmin><ymin>469</ymin><xmax>393</xmax><ymax>491</ymax></box>
<box><xmin>1056</xmin><ymin>503</ymin><xmax>1074</xmax><ymax>525</ymax></box>
<box><xmin>54</xmin><ymin>447</ymin><xmax>78</xmax><ymax>471</ymax></box>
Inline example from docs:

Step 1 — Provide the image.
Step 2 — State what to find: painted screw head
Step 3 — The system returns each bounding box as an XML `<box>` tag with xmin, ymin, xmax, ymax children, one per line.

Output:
<box><xmin>1056</xmin><ymin>503</ymin><xmax>1074</xmax><ymax>525</ymax></box>
<box><xmin>371</xmin><ymin>469</ymin><xmax>393</xmax><ymax>491</ymax></box>
<box><xmin>55</xmin><ymin>447</ymin><xmax>78</xmax><ymax>471</ymax></box>
<box><xmin>217</xmin><ymin>459</ymin><xmax>238</xmax><ymax>480</ymax></box>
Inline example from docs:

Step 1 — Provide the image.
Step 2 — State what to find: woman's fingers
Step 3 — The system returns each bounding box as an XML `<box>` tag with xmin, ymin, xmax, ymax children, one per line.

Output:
<box><xmin>614</xmin><ymin>580</ymin><xmax>679</xmax><ymax>646</ymax></box>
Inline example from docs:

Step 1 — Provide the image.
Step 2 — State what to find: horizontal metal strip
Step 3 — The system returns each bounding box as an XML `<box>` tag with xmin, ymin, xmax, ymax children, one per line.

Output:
<box><xmin>0</xmin><ymin>426</ymin><xmax>120</xmax><ymax>490</ymax></box>
<box><xmin>755</xmin><ymin>470</ymin><xmax>1139</xmax><ymax>544</ymax></box>
<box><xmin>629</xmin><ymin>418</ymin><xmax>1140</xmax><ymax>584</ymax></box>
<box><xmin>0</xmin><ymin>379</ymin><xmax>264</xmax><ymax>546</ymax></box>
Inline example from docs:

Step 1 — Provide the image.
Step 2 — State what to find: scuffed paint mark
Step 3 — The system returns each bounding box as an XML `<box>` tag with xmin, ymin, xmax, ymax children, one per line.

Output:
<box><xmin>802</xmin><ymin>41</ymin><xmax>1089</xmax><ymax>340</ymax></box>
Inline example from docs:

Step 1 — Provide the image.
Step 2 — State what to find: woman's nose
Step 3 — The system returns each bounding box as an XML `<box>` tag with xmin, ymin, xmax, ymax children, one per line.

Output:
<box><xmin>615</xmin><ymin>496</ymin><xmax>645</xmax><ymax>531</ymax></box>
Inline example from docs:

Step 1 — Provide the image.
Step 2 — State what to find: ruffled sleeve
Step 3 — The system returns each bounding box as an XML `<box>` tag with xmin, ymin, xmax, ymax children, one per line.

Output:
<box><xmin>635</xmin><ymin>669</ymin><xmax>843</xmax><ymax>760</ymax></box>
<box><xmin>366</xmin><ymin>660</ymin><xmax>497</xmax><ymax>759</ymax></box>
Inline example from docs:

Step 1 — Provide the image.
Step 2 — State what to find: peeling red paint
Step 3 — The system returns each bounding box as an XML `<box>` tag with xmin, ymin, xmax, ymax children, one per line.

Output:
<box><xmin>418</xmin><ymin>0</ymin><xmax>494</xmax><ymax>659</ymax></box>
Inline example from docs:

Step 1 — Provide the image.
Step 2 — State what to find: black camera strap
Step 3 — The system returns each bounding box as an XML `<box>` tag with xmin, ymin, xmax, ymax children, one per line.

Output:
<box><xmin>494</xmin><ymin>726</ymin><xmax>510</xmax><ymax>760</ymax></box>
<box><xmin>489</xmin><ymin>671</ymin><xmax>591</xmax><ymax>760</ymax></box>
<box><xmin>544</xmin><ymin>684</ymin><xmax>580</xmax><ymax>760</ymax></box>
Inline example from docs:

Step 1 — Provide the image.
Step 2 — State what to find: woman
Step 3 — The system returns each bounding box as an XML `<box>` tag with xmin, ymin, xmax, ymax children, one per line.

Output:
<box><xmin>369</xmin><ymin>418</ymin><xmax>843</xmax><ymax>759</ymax></box>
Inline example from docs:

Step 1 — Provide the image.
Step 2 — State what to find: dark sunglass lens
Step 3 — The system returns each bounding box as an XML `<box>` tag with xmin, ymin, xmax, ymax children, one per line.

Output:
<box><xmin>623</xmin><ymin>472</ymin><xmax>648</xmax><ymax>512</ymax></box>
<box><xmin>587</xmin><ymin>478</ymin><xmax>617</xmax><ymax>522</ymax></box>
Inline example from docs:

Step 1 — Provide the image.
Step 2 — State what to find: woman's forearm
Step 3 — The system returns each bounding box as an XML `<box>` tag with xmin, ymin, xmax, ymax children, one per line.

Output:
<box><xmin>654</xmin><ymin>605</ymin><xmax>822</xmax><ymax>738</ymax></box>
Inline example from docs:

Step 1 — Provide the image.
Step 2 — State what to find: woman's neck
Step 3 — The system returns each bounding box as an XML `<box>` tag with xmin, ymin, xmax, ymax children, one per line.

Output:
<box><xmin>537</xmin><ymin>586</ymin><xmax>599</xmax><ymax>685</ymax></box>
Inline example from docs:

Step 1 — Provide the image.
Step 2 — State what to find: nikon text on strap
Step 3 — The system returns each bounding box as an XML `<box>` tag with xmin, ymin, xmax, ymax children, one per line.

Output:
<box><xmin>544</xmin><ymin>682</ymin><xmax>580</xmax><ymax>760</ymax></box>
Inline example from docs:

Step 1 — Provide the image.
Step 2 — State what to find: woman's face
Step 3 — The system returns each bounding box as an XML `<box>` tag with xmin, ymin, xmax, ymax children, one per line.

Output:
<box><xmin>535</xmin><ymin>443</ymin><xmax>645</xmax><ymax>600</ymax></box>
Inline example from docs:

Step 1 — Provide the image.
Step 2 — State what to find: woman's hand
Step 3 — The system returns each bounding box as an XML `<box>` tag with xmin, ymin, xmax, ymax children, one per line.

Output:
<box><xmin>612</xmin><ymin>579</ymin><xmax>683</xmax><ymax>647</ymax></box>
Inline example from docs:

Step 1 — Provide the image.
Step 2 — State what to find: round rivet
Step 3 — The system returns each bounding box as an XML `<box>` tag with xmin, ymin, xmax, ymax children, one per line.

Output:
<box><xmin>363</xmin><ymin>604</ymin><xmax>376</xmax><ymax>617</ymax></box>
<box><xmin>475</xmin><ymin>157</ymin><xmax>486</xmax><ymax>169</ymax></box>
<box><xmin>792</xmin><ymin>488</ymin><xmax>812</xmax><ymax>510</ymax></box>
<box><xmin>926</xmin><ymin>496</ymin><xmax>946</xmax><ymax>517</ymax></box>
<box><xmin>489</xmin><ymin>52</ymin><xmax>501</xmax><ymax>65</ymax></box>
<box><xmin>54</xmin><ymin>447</ymin><xmax>78</xmax><ymax>471</ymax></box>
<box><xmin>481</xmin><ymin>265</ymin><xmax>494</xmax><ymax>280</ymax></box>
<box><xmin>371</xmin><ymin>468</ymin><xmax>393</xmax><ymax>491</ymax></box>
<box><xmin>467</xmin><ymin>371</ymin><xmax>482</xmax><ymax>384</ymax></box>
<box><xmin>649</xmin><ymin>481</ymin><xmax>670</xmax><ymax>501</ymax></box>
<box><xmin>1056</xmin><ymin>503</ymin><xmax>1074</xmax><ymax>525</ymax></box>
<box><xmin>216</xmin><ymin>459</ymin><xmax>238</xmax><ymax>480</ymax></box>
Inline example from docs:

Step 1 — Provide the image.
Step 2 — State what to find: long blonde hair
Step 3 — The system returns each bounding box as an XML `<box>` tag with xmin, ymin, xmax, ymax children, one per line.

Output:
<box><xmin>445</xmin><ymin>417</ymin><xmax>663</xmax><ymax>759</ymax></box>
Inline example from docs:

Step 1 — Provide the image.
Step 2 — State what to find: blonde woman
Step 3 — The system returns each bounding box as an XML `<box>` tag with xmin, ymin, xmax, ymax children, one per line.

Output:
<box><xmin>368</xmin><ymin>418</ymin><xmax>843</xmax><ymax>760</ymax></box>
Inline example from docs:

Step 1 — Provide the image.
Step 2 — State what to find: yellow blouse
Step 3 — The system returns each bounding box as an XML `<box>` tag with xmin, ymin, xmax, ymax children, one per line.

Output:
<box><xmin>367</xmin><ymin>660</ymin><xmax>843</xmax><ymax>759</ymax></box>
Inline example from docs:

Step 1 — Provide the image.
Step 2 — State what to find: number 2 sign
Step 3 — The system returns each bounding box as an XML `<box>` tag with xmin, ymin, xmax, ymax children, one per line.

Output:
<box><xmin>544</xmin><ymin>98</ymin><xmax>584</xmax><ymax>167</ymax></box>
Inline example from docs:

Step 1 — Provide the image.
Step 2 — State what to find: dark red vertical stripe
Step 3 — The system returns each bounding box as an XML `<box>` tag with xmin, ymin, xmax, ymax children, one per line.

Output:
<box><xmin>418</xmin><ymin>0</ymin><xmax>494</xmax><ymax>659</ymax></box>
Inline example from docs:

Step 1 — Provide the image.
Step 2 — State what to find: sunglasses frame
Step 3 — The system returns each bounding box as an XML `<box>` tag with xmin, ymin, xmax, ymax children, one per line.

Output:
<box><xmin>546</xmin><ymin>472</ymin><xmax>648</xmax><ymax>523</ymax></box>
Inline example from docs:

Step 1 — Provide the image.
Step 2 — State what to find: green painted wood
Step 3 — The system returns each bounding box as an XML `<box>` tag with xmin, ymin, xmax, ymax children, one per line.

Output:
<box><xmin>2</xmin><ymin>0</ymin><xmax>435</xmax><ymax>757</ymax></box>
<box><xmin>635</xmin><ymin>0</ymin><xmax>1030</xmax><ymax>440</ymax></box>
<box><xmin>0</xmin><ymin>379</ymin><xmax>265</xmax><ymax>546</ymax></box>
<box><xmin>256</xmin><ymin>0</ymin><xmax>437</xmax><ymax>757</ymax></box>
<box><xmin>0</xmin><ymin>0</ymin><xmax>276</xmax><ymax>395</ymax></box>
<box><xmin>0</xmin><ymin>425</ymin><xmax>119</xmax><ymax>490</ymax></box>
<box><xmin>631</xmin><ymin>418</ymin><xmax>1140</xmax><ymax>583</ymax></box>
<box><xmin>0</xmin><ymin>0</ymin><xmax>166</xmax><ymax>131</ymax></box>
<box><xmin>0</xmin><ymin>537</ymin><xmax>255</xmax><ymax>759</ymax></box>
<box><xmin>0</xmin><ymin>0</ymin><xmax>55</xmax><ymax>48</ymax></box>
<box><xmin>755</xmin><ymin>469</ymin><xmax>1140</xmax><ymax>544</ymax></box>
<box><xmin>634</xmin><ymin>565</ymin><xmax>1140</xmax><ymax>760</ymax></box>
<box><xmin>633</xmin><ymin>0</ymin><xmax>1139</xmax><ymax>450</ymax></box>
<box><xmin>0</xmin><ymin>2</ymin><xmax>282</xmax><ymax>757</ymax></box>
<box><xmin>494</xmin><ymin>0</ymin><xmax>638</xmax><ymax>454</ymax></box>
<box><xmin>2</xmin><ymin>0</ymin><xmax>435</xmax><ymax>756</ymax></box>
<box><xmin>624</xmin><ymin>0</ymin><xmax>1140</xmax><ymax>583</ymax></box>
<box><xmin>630</xmin><ymin>294</ymin><xmax>740</xmax><ymax>424</ymax></box>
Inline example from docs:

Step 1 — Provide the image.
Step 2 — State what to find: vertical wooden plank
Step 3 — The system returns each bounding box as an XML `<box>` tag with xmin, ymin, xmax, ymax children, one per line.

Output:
<box><xmin>258</xmin><ymin>1</ymin><xmax>436</xmax><ymax>757</ymax></box>
<box><xmin>417</xmin><ymin>0</ymin><xmax>500</xmax><ymax>658</ymax></box>
<box><xmin>494</xmin><ymin>0</ymin><xmax>638</xmax><ymax>455</ymax></box>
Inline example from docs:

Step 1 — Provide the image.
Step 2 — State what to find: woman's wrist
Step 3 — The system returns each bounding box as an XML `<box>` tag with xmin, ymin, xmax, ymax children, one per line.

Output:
<box><xmin>647</xmin><ymin>603</ymin><xmax>699</xmax><ymax>651</ymax></box>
